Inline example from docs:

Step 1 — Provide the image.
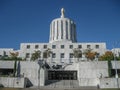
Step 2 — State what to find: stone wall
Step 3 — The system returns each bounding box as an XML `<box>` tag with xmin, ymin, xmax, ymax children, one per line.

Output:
<box><xmin>78</xmin><ymin>61</ymin><xmax>108</xmax><ymax>86</ymax></box>
<box><xmin>20</xmin><ymin>61</ymin><xmax>45</xmax><ymax>86</ymax></box>
<box><xmin>79</xmin><ymin>78</ymin><xmax>99</xmax><ymax>86</ymax></box>
<box><xmin>111</xmin><ymin>61</ymin><xmax>120</xmax><ymax>69</ymax></box>
<box><xmin>0</xmin><ymin>77</ymin><xmax>25</xmax><ymax>88</ymax></box>
<box><xmin>100</xmin><ymin>78</ymin><xmax>120</xmax><ymax>88</ymax></box>
<box><xmin>78</xmin><ymin>61</ymin><xmax>108</xmax><ymax>79</ymax></box>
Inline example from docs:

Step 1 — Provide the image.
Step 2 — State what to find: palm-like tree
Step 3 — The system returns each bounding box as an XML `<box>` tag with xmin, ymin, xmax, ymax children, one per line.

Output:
<box><xmin>31</xmin><ymin>50</ymin><xmax>41</xmax><ymax>61</ymax></box>
<box><xmin>43</xmin><ymin>48</ymin><xmax>52</xmax><ymax>62</ymax></box>
<box><xmin>73</xmin><ymin>48</ymin><xmax>82</xmax><ymax>62</ymax></box>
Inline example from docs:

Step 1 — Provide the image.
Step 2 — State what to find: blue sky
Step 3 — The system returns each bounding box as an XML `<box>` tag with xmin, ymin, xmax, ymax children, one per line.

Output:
<box><xmin>0</xmin><ymin>0</ymin><xmax>120</xmax><ymax>50</ymax></box>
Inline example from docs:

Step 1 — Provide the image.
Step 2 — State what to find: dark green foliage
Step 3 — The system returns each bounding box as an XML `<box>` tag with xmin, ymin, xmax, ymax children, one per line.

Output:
<box><xmin>13</xmin><ymin>60</ymin><xmax>17</xmax><ymax>77</ymax></box>
<box><xmin>99</xmin><ymin>51</ymin><xmax>114</xmax><ymax>61</ymax></box>
<box><xmin>73</xmin><ymin>48</ymin><xmax>82</xmax><ymax>61</ymax></box>
<box><xmin>108</xmin><ymin>61</ymin><xmax>112</xmax><ymax>77</ymax></box>
<box><xmin>43</xmin><ymin>48</ymin><xmax>52</xmax><ymax>59</ymax></box>
<box><xmin>31</xmin><ymin>50</ymin><xmax>41</xmax><ymax>60</ymax></box>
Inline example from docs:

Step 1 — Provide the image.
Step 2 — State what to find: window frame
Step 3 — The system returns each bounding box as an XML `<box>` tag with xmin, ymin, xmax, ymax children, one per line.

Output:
<box><xmin>61</xmin><ymin>53</ymin><xmax>64</xmax><ymax>58</ymax></box>
<box><xmin>87</xmin><ymin>45</ymin><xmax>91</xmax><ymax>48</ymax></box>
<box><xmin>52</xmin><ymin>53</ymin><xmax>56</xmax><ymax>58</ymax></box>
<box><xmin>26</xmin><ymin>53</ymin><xmax>30</xmax><ymax>58</ymax></box>
<box><xmin>69</xmin><ymin>45</ymin><xmax>73</xmax><ymax>49</ymax></box>
<box><xmin>52</xmin><ymin>45</ymin><xmax>56</xmax><ymax>49</ymax></box>
<box><xmin>69</xmin><ymin>53</ymin><xmax>74</xmax><ymax>58</ymax></box>
<box><xmin>96</xmin><ymin>45</ymin><xmax>99</xmax><ymax>49</ymax></box>
<box><xmin>35</xmin><ymin>45</ymin><xmax>39</xmax><ymax>49</ymax></box>
<box><xmin>61</xmin><ymin>45</ymin><xmax>64</xmax><ymax>49</ymax></box>
<box><xmin>26</xmin><ymin>45</ymin><xmax>30</xmax><ymax>49</ymax></box>
<box><xmin>44</xmin><ymin>45</ymin><xmax>47</xmax><ymax>49</ymax></box>
<box><xmin>78</xmin><ymin>45</ymin><xmax>82</xmax><ymax>49</ymax></box>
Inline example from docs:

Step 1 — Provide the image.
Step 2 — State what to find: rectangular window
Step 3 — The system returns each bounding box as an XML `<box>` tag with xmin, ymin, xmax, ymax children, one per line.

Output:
<box><xmin>61</xmin><ymin>45</ymin><xmax>64</xmax><ymax>49</ymax></box>
<box><xmin>35</xmin><ymin>45</ymin><xmax>39</xmax><ymax>49</ymax></box>
<box><xmin>26</xmin><ymin>53</ymin><xmax>30</xmax><ymax>58</ymax></box>
<box><xmin>3</xmin><ymin>51</ymin><xmax>6</xmax><ymax>56</ymax></box>
<box><xmin>26</xmin><ymin>45</ymin><xmax>30</xmax><ymax>49</ymax></box>
<box><xmin>96</xmin><ymin>45</ymin><xmax>99</xmax><ymax>49</ymax></box>
<box><xmin>87</xmin><ymin>45</ymin><xmax>91</xmax><ymax>48</ymax></box>
<box><xmin>96</xmin><ymin>53</ymin><xmax>100</xmax><ymax>58</ymax></box>
<box><xmin>52</xmin><ymin>53</ymin><xmax>56</xmax><ymax>58</ymax></box>
<box><xmin>69</xmin><ymin>45</ymin><xmax>73</xmax><ymax>49</ymax></box>
<box><xmin>61</xmin><ymin>53</ymin><xmax>64</xmax><ymax>58</ymax></box>
<box><xmin>52</xmin><ymin>45</ymin><xmax>56</xmax><ymax>49</ymax></box>
<box><xmin>44</xmin><ymin>45</ymin><xmax>47</xmax><ymax>49</ymax></box>
<box><xmin>69</xmin><ymin>53</ymin><xmax>74</xmax><ymax>58</ymax></box>
<box><xmin>78</xmin><ymin>45</ymin><xmax>82</xmax><ymax>49</ymax></box>
<box><xmin>4</xmin><ymin>55</ymin><xmax>8</xmax><ymax>57</ymax></box>
<box><xmin>0</xmin><ymin>55</ymin><xmax>2</xmax><ymax>59</ymax></box>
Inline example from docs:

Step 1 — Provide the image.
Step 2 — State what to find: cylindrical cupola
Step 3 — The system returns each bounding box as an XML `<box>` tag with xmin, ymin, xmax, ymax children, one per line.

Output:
<box><xmin>49</xmin><ymin>8</ymin><xmax>77</xmax><ymax>43</ymax></box>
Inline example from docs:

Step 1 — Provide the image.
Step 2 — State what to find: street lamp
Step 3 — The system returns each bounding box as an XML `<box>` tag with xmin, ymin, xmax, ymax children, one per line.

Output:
<box><xmin>113</xmin><ymin>49</ymin><xmax>118</xmax><ymax>78</ymax></box>
<box><xmin>113</xmin><ymin>42</ymin><xmax>119</xmax><ymax>78</ymax></box>
<box><xmin>113</xmin><ymin>41</ymin><xmax>119</xmax><ymax>88</ymax></box>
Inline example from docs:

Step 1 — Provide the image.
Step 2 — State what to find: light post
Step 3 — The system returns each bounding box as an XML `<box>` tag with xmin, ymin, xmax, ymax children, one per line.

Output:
<box><xmin>113</xmin><ymin>49</ymin><xmax>118</xmax><ymax>78</ymax></box>
<box><xmin>113</xmin><ymin>41</ymin><xmax>119</xmax><ymax>88</ymax></box>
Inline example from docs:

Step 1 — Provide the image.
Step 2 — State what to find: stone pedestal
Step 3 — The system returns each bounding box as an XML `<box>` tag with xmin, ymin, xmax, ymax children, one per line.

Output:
<box><xmin>39</xmin><ymin>68</ymin><xmax>45</xmax><ymax>86</ymax></box>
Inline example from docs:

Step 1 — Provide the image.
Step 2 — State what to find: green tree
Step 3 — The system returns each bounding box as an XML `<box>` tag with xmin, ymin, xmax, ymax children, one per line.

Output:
<box><xmin>10</xmin><ymin>52</ymin><xmax>19</xmax><ymax>60</ymax></box>
<box><xmin>31</xmin><ymin>50</ymin><xmax>41</xmax><ymax>61</ymax></box>
<box><xmin>99</xmin><ymin>51</ymin><xmax>114</xmax><ymax>61</ymax></box>
<box><xmin>84</xmin><ymin>48</ymin><xmax>97</xmax><ymax>61</ymax></box>
<box><xmin>73</xmin><ymin>48</ymin><xmax>82</xmax><ymax>62</ymax></box>
<box><xmin>43</xmin><ymin>48</ymin><xmax>52</xmax><ymax>60</ymax></box>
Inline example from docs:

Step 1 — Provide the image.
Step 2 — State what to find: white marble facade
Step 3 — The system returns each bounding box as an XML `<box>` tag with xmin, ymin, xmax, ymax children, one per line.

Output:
<box><xmin>19</xmin><ymin>42</ymin><xmax>106</xmax><ymax>62</ymax></box>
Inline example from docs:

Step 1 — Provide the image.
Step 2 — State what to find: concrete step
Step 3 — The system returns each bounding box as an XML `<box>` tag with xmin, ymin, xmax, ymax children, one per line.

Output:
<box><xmin>29</xmin><ymin>86</ymin><xmax>98</xmax><ymax>90</ymax></box>
<box><xmin>45</xmin><ymin>80</ymin><xmax>79</xmax><ymax>88</ymax></box>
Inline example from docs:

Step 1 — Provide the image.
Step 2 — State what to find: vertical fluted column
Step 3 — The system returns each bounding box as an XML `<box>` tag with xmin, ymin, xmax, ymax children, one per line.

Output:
<box><xmin>52</xmin><ymin>22</ymin><xmax>54</xmax><ymax>41</ymax></box>
<box><xmin>61</xmin><ymin>21</ymin><xmax>63</xmax><ymax>39</ymax></box>
<box><xmin>63</xmin><ymin>20</ymin><xmax>66</xmax><ymax>39</ymax></box>
<box><xmin>66</xmin><ymin>21</ymin><xmax>68</xmax><ymax>39</ymax></box>
<box><xmin>74</xmin><ymin>24</ymin><xmax>77</xmax><ymax>42</ymax></box>
<box><xmin>68</xmin><ymin>20</ymin><xmax>70</xmax><ymax>40</ymax></box>
<box><xmin>54</xmin><ymin>21</ymin><xmax>57</xmax><ymax>40</ymax></box>
<box><xmin>56</xmin><ymin>21</ymin><xmax>58</xmax><ymax>39</ymax></box>
<box><xmin>58</xmin><ymin>20</ymin><xmax>61</xmax><ymax>40</ymax></box>
<box><xmin>49</xmin><ymin>24</ymin><xmax>52</xmax><ymax>41</ymax></box>
<box><xmin>72</xmin><ymin>24</ymin><xmax>75</xmax><ymax>42</ymax></box>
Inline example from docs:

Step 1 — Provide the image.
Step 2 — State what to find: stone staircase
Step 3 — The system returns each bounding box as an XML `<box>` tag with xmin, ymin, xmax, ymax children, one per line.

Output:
<box><xmin>45</xmin><ymin>80</ymin><xmax>79</xmax><ymax>88</ymax></box>
<box><xmin>30</xmin><ymin>80</ymin><xmax>98</xmax><ymax>90</ymax></box>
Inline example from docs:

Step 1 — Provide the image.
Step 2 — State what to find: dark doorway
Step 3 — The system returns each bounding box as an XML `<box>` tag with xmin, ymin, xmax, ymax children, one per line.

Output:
<box><xmin>111</xmin><ymin>69</ymin><xmax>120</xmax><ymax>77</ymax></box>
<box><xmin>0</xmin><ymin>69</ymin><xmax>13</xmax><ymax>76</ymax></box>
<box><xmin>48</xmin><ymin>70</ymin><xmax>77</xmax><ymax>80</ymax></box>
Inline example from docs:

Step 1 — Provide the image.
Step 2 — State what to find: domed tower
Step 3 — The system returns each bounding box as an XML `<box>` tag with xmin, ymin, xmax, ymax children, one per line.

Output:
<box><xmin>49</xmin><ymin>8</ymin><xmax>77</xmax><ymax>43</ymax></box>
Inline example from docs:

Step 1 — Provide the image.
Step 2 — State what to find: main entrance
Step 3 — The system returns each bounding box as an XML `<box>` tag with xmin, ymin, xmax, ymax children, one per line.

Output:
<box><xmin>48</xmin><ymin>70</ymin><xmax>77</xmax><ymax>80</ymax></box>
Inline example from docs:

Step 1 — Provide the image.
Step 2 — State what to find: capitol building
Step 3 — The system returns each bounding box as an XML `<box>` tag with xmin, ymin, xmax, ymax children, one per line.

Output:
<box><xmin>0</xmin><ymin>8</ymin><xmax>120</xmax><ymax>89</ymax></box>
<box><xmin>19</xmin><ymin>8</ymin><xmax>106</xmax><ymax>63</ymax></box>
